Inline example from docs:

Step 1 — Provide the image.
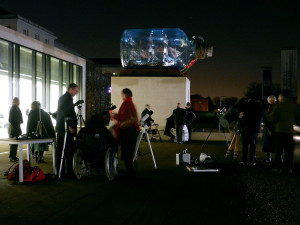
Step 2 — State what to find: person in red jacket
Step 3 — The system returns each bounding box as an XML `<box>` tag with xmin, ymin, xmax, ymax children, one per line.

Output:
<box><xmin>112</xmin><ymin>88</ymin><xmax>140</xmax><ymax>177</ymax></box>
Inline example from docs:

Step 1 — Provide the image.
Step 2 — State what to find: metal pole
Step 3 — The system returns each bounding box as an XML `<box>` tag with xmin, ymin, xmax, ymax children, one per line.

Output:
<box><xmin>146</xmin><ymin>131</ymin><xmax>157</xmax><ymax>169</ymax></box>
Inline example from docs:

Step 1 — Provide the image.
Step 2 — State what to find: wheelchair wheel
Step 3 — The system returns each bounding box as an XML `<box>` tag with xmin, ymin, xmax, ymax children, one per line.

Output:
<box><xmin>105</xmin><ymin>147</ymin><xmax>118</xmax><ymax>181</ymax></box>
<box><xmin>73</xmin><ymin>149</ymin><xmax>89</xmax><ymax>180</ymax></box>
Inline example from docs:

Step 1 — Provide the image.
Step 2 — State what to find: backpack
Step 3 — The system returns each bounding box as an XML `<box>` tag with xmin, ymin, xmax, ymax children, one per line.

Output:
<box><xmin>23</xmin><ymin>167</ymin><xmax>45</xmax><ymax>182</ymax></box>
<box><xmin>5</xmin><ymin>160</ymin><xmax>45</xmax><ymax>182</ymax></box>
<box><xmin>5</xmin><ymin>160</ymin><xmax>31</xmax><ymax>180</ymax></box>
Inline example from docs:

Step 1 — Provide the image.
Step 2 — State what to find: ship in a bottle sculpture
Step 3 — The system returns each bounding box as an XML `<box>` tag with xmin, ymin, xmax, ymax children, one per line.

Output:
<box><xmin>120</xmin><ymin>28</ymin><xmax>213</xmax><ymax>74</ymax></box>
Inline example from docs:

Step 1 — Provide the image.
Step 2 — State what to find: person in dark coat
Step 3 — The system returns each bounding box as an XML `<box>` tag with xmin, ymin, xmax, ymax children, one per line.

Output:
<box><xmin>141</xmin><ymin>104</ymin><xmax>154</xmax><ymax>127</ymax></box>
<box><xmin>173</xmin><ymin>103</ymin><xmax>186</xmax><ymax>144</ymax></box>
<box><xmin>239</xmin><ymin>99</ymin><xmax>263</xmax><ymax>165</ymax></box>
<box><xmin>56</xmin><ymin>83</ymin><xmax>78</xmax><ymax>177</ymax></box>
<box><xmin>262</xmin><ymin>95</ymin><xmax>276</xmax><ymax>163</ymax></box>
<box><xmin>27</xmin><ymin>101</ymin><xmax>55</xmax><ymax>162</ymax></box>
<box><xmin>8</xmin><ymin>97</ymin><xmax>23</xmax><ymax>162</ymax></box>
<box><xmin>185</xmin><ymin>102</ymin><xmax>196</xmax><ymax>142</ymax></box>
<box><xmin>268</xmin><ymin>91</ymin><xmax>300</xmax><ymax>174</ymax></box>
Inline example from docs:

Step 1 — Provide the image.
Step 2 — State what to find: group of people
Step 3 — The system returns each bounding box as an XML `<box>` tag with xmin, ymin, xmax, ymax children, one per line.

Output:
<box><xmin>7</xmin><ymin>85</ymin><xmax>142</xmax><ymax>178</ymax></box>
<box><xmin>172</xmin><ymin>102</ymin><xmax>195</xmax><ymax>144</ymax></box>
<box><xmin>239</xmin><ymin>90</ymin><xmax>299</xmax><ymax>174</ymax></box>
<box><xmin>8</xmin><ymin>98</ymin><xmax>55</xmax><ymax>163</ymax></box>
<box><xmin>7</xmin><ymin>84</ymin><xmax>300</xmax><ymax>177</ymax></box>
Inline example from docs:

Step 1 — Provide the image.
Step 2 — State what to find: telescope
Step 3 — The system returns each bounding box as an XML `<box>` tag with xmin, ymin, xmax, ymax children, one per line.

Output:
<box><xmin>140</xmin><ymin>110</ymin><xmax>153</xmax><ymax>126</ymax></box>
<box><xmin>108</xmin><ymin>104</ymin><xmax>117</xmax><ymax>111</ymax></box>
<box><xmin>74</xmin><ymin>100</ymin><xmax>84</xmax><ymax>106</ymax></box>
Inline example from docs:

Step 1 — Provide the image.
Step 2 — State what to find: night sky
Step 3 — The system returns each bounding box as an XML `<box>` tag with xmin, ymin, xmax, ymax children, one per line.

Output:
<box><xmin>1</xmin><ymin>0</ymin><xmax>299</xmax><ymax>99</ymax></box>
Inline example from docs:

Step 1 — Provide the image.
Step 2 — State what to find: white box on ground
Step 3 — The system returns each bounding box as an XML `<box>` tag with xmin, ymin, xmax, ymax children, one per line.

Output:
<box><xmin>176</xmin><ymin>150</ymin><xmax>191</xmax><ymax>165</ymax></box>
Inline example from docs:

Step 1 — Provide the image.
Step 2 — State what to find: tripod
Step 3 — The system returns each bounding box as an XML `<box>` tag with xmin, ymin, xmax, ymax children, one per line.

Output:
<box><xmin>58</xmin><ymin>117</ymin><xmax>72</xmax><ymax>180</ymax></box>
<box><xmin>34</xmin><ymin>108</ymin><xmax>49</xmax><ymax>163</ymax></box>
<box><xmin>76</xmin><ymin>105</ymin><xmax>85</xmax><ymax>129</ymax></box>
<box><xmin>200</xmin><ymin>124</ymin><xmax>230</xmax><ymax>151</ymax></box>
<box><xmin>225</xmin><ymin>129</ymin><xmax>241</xmax><ymax>160</ymax></box>
<box><xmin>133</xmin><ymin>126</ymin><xmax>157</xmax><ymax>169</ymax></box>
<box><xmin>36</xmin><ymin>108</ymin><xmax>49</xmax><ymax>137</ymax></box>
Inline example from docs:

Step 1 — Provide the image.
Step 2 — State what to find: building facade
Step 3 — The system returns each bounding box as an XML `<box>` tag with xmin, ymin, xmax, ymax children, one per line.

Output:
<box><xmin>0</xmin><ymin>7</ymin><xmax>57</xmax><ymax>46</ymax></box>
<box><xmin>0</xmin><ymin>23</ymin><xmax>86</xmax><ymax>138</ymax></box>
<box><xmin>281</xmin><ymin>48</ymin><xmax>298</xmax><ymax>99</ymax></box>
<box><xmin>86</xmin><ymin>59</ymin><xmax>121</xmax><ymax>119</ymax></box>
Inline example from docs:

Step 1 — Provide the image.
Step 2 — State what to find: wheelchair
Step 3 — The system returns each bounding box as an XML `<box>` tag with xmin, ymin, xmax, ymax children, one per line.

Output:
<box><xmin>72</xmin><ymin>114</ymin><xmax>119</xmax><ymax>181</ymax></box>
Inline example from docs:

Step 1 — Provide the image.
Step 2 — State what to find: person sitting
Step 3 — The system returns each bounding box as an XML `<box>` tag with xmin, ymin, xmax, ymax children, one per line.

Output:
<box><xmin>141</xmin><ymin>104</ymin><xmax>154</xmax><ymax>127</ymax></box>
<box><xmin>27</xmin><ymin>101</ymin><xmax>55</xmax><ymax>163</ymax></box>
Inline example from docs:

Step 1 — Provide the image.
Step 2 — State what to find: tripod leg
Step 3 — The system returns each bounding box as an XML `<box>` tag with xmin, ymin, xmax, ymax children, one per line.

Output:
<box><xmin>200</xmin><ymin>127</ymin><xmax>214</xmax><ymax>150</ymax></box>
<box><xmin>233</xmin><ymin>133</ymin><xmax>240</xmax><ymax>159</ymax></box>
<box><xmin>58</xmin><ymin>132</ymin><xmax>68</xmax><ymax>180</ymax></box>
<box><xmin>226</xmin><ymin>134</ymin><xmax>236</xmax><ymax>158</ymax></box>
<box><xmin>133</xmin><ymin>130</ymin><xmax>144</xmax><ymax>163</ymax></box>
<box><xmin>220</xmin><ymin>126</ymin><xmax>230</xmax><ymax>148</ymax></box>
<box><xmin>145</xmin><ymin>132</ymin><xmax>157</xmax><ymax>169</ymax></box>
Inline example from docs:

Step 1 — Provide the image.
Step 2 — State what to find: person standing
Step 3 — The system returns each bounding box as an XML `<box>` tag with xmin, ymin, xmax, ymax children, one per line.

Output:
<box><xmin>262</xmin><ymin>95</ymin><xmax>276</xmax><ymax>163</ymax></box>
<box><xmin>27</xmin><ymin>101</ymin><xmax>55</xmax><ymax>163</ymax></box>
<box><xmin>56</xmin><ymin>83</ymin><xmax>78</xmax><ymax>177</ymax></box>
<box><xmin>239</xmin><ymin>99</ymin><xmax>263</xmax><ymax>165</ymax></box>
<box><xmin>185</xmin><ymin>102</ymin><xmax>196</xmax><ymax>142</ymax></box>
<box><xmin>8</xmin><ymin>97</ymin><xmax>23</xmax><ymax>162</ymax></box>
<box><xmin>173</xmin><ymin>103</ymin><xmax>186</xmax><ymax>144</ymax></box>
<box><xmin>269</xmin><ymin>91</ymin><xmax>299</xmax><ymax>174</ymax></box>
<box><xmin>141</xmin><ymin>104</ymin><xmax>154</xmax><ymax>127</ymax></box>
<box><xmin>113</xmin><ymin>88</ymin><xmax>139</xmax><ymax>178</ymax></box>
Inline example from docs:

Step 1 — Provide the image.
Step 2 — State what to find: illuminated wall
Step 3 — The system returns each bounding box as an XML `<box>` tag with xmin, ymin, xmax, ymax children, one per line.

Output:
<box><xmin>111</xmin><ymin>76</ymin><xmax>190</xmax><ymax>127</ymax></box>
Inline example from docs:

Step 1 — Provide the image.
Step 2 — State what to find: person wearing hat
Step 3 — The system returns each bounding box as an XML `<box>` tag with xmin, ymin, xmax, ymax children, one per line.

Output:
<box><xmin>185</xmin><ymin>102</ymin><xmax>196</xmax><ymax>142</ymax></box>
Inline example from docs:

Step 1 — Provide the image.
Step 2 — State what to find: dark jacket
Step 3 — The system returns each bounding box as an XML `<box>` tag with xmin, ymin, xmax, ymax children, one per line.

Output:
<box><xmin>263</xmin><ymin>103</ymin><xmax>275</xmax><ymax>131</ymax></box>
<box><xmin>185</xmin><ymin>107</ymin><xmax>196</xmax><ymax>126</ymax></box>
<box><xmin>239</xmin><ymin>100</ymin><xmax>263</xmax><ymax>133</ymax></box>
<box><xmin>27</xmin><ymin>109</ymin><xmax>56</xmax><ymax>138</ymax></box>
<box><xmin>262</xmin><ymin>103</ymin><xmax>276</xmax><ymax>153</ymax></box>
<box><xmin>56</xmin><ymin>92</ymin><xmax>77</xmax><ymax>135</ymax></box>
<box><xmin>164</xmin><ymin>115</ymin><xmax>175</xmax><ymax>137</ymax></box>
<box><xmin>9</xmin><ymin>104</ymin><xmax>23</xmax><ymax>137</ymax></box>
<box><xmin>141</xmin><ymin>108</ymin><xmax>154</xmax><ymax>126</ymax></box>
<box><xmin>173</xmin><ymin>107</ymin><xmax>186</xmax><ymax>126</ymax></box>
<box><xmin>268</xmin><ymin>100</ymin><xmax>299</xmax><ymax>133</ymax></box>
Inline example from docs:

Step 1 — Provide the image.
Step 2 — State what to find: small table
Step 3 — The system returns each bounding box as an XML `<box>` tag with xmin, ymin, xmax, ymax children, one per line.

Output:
<box><xmin>0</xmin><ymin>138</ymin><xmax>56</xmax><ymax>183</ymax></box>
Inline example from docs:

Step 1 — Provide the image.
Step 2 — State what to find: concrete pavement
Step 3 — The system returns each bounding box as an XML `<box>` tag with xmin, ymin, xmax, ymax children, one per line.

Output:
<box><xmin>0</xmin><ymin>137</ymin><xmax>300</xmax><ymax>225</ymax></box>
